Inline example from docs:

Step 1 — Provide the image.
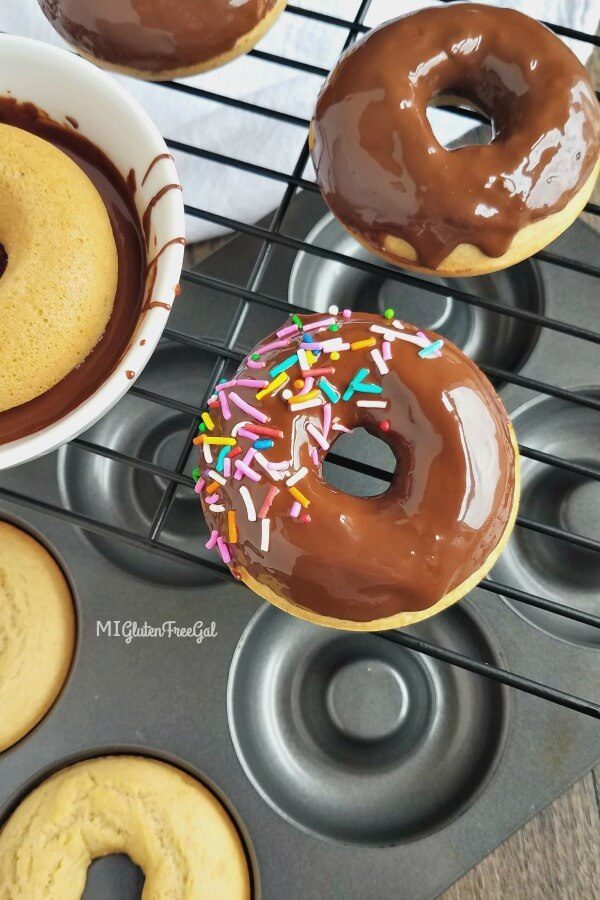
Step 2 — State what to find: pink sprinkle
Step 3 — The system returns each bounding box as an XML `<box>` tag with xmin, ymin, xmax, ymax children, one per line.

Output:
<box><xmin>304</xmin><ymin>317</ymin><xmax>335</xmax><ymax>331</ymax></box>
<box><xmin>300</xmin><ymin>514</ymin><xmax>311</xmax><ymax>524</ymax></box>
<box><xmin>236</xmin><ymin>378</ymin><xmax>269</xmax><ymax>388</ymax></box>
<box><xmin>382</xmin><ymin>341</ymin><xmax>392</xmax><ymax>361</ymax></box>
<box><xmin>277</xmin><ymin>323</ymin><xmax>299</xmax><ymax>338</ymax></box>
<box><xmin>290</xmin><ymin>501</ymin><xmax>302</xmax><ymax>518</ymax></box>
<box><xmin>266</xmin><ymin>459</ymin><xmax>290</xmax><ymax>471</ymax></box>
<box><xmin>205</xmin><ymin>529</ymin><xmax>219</xmax><ymax>550</ymax></box>
<box><xmin>256</xmin><ymin>338</ymin><xmax>291</xmax><ymax>354</ymax></box>
<box><xmin>207</xmin><ymin>493</ymin><xmax>221</xmax><ymax>505</ymax></box>
<box><xmin>342</xmin><ymin>309</ymin><xmax>352</xmax><ymax>319</ymax></box>
<box><xmin>310</xmin><ymin>448</ymin><xmax>319</xmax><ymax>465</ymax></box>
<box><xmin>194</xmin><ymin>478</ymin><xmax>206</xmax><ymax>495</ymax></box>
<box><xmin>258</xmin><ymin>485</ymin><xmax>280</xmax><ymax>519</ymax></box>
<box><xmin>299</xmin><ymin>376</ymin><xmax>314</xmax><ymax>395</ymax></box>
<box><xmin>219</xmin><ymin>391</ymin><xmax>231</xmax><ymax>420</ymax></box>
<box><xmin>229</xmin><ymin>392</ymin><xmax>269</xmax><ymax>423</ymax></box>
<box><xmin>234</xmin><ymin>460</ymin><xmax>262</xmax><ymax>482</ymax></box>
<box><xmin>216</xmin><ymin>380</ymin><xmax>237</xmax><ymax>392</ymax></box>
<box><xmin>237</xmin><ymin>427</ymin><xmax>260</xmax><ymax>441</ymax></box>
<box><xmin>322</xmin><ymin>403</ymin><xmax>332</xmax><ymax>438</ymax></box>
<box><xmin>223</xmin><ymin>458</ymin><xmax>231</xmax><ymax>478</ymax></box>
<box><xmin>243</xmin><ymin>447</ymin><xmax>257</xmax><ymax>465</ymax></box>
<box><xmin>307</xmin><ymin>422</ymin><xmax>330</xmax><ymax>451</ymax></box>
<box><xmin>247</xmin><ymin>358</ymin><xmax>264</xmax><ymax>369</ymax></box>
<box><xmin>217</xmin><ymin>536</ymin><xmax>231</xmax><ymax>564</ymax></box>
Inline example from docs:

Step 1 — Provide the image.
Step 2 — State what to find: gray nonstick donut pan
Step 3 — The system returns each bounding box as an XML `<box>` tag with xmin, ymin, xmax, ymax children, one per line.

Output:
<box><xmin>0</xmin><ymin>189</ymin><xmax>599</xmax><ymax>899</ymax></box>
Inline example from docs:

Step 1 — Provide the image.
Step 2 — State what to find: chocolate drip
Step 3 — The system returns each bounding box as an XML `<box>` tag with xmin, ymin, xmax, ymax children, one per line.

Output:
<box><xmin>0</xmin><ymin>98</ymin><xmax>145</xmax><ymax>445</ymax></box>
<box><xmin>142</xmin><ymin>184</ymin><xmax>182</xmax><ymax>247</ymax></box>
<box><xmin>311</xmin><ymin>3</ymin><xmax>600</xmax><ymax>269</ymax></box>
<box><xmin>38</xmin><ymin>0</ymin><xmax>281</xmax><ymax>74</ymax></box>
<box><xmin>141</xmin><ymin>153</ymin><xmax>174</xmax><ymax>187</ymax></box>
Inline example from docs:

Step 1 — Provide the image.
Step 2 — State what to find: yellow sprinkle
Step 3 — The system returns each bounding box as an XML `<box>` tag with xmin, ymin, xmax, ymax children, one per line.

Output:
<box><xmin>201</xmin><ymin>412</ymin><xmax>215</xmax><ymax>431</ymax></box>
<box><xmin>289</xmin><ymin>486</ymin><xmax>310</xmax><ymax>507</ymax></box>
<box><xmin>306</xmin><ymin>350</ymin><xmax>318</xmax><ymax>365</ymax></box>
<box><xmin>206</xmin><ymin>481</ymin><xmax>220</xmax><ymax>495</ymax></box>
<box><xmin>351</xmin><ymin>338</ymin><xmax>376</xmax><ymax>350</ymax></box>
<box><xmin>288</xmin><ymin>390</ymin><xmax>320</xmax><ymax>405</ymax></box>
<box><xmin>228</xmin><ymin>510</ymin><xmax>238</xmax><ymax>543</ymax></box>
<box><xmin>330</xmin><ymin>351</ymin><xmax>340</xmax><ymax>361</ymax></box>
<box><xmin>203</xmin><ymin>436</ymin><xmax>236</xmax><ymax>446</ymax></box>
<box><xmin>256</xmin><ymin>372</ymin><xmax>289</xmax><ymax>400</ymax></box>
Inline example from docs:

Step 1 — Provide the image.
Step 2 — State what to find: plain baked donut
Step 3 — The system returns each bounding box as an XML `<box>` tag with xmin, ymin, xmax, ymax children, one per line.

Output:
<box><xmin>0</xmin><ymin>755</ymin><xmax>251</xmax><ymax>898</ymax></box>
<box><xmin>0</xmin><ymin>522</ymin><xmax>75</xmax><ymax>753</ymax></box>
<box><xmin>197</xmin><ymin>311</ymin><xmax>519</xmax><ymax>631</ymax></box>
<box><xmin>37</xmin><ymin>0</ymin><xmax>288</xmax><ymax>80</ymax></box>
<box><xmin>310</xmin><ymin>3</ymin><xmax>600</xmax><ymax>277</ymax></box>
<box><xmin>0</xmin><ymin>123</ymin><xmax>118</xmax><ymax>412</ymax></box>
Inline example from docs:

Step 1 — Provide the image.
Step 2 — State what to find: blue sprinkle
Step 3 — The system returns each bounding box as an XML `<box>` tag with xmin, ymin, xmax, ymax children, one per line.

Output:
<box><xmin>253</xmin><ymin>439</ymin><xmax>274</xmax><ymax>450</ymax></box>
<box><xmin>215</xmin><ymin>445</ymin><xmax>232</xmax><ymax>473</ymax></box>
<box><xmin>319</xmin><ymin>377</ymin><xmax>340</xmax><ymax>403</ymax></box>
<box><xmin>301</xmin><ymin>334</ymin><xmax>314</xmax><ymax>343</ymax></box>
<box><xmin>350</xmin><ymin>367</ymin><xmax>369</xmax><ymax>387</ymax></box>
<box><xmin>218</xmin><ymin>378</ymin><xmax>228</xmax><ymax>384</ymax></box>
<box><xmin>342</xmin><ymin>384</ymin><xmax>355</xmax><ymax>402</ymax></box>
<box><xmin>269</xmin><ymin>354</ymin><xmax>298</xmax><ymax>378</ymax></box>
<box><xmin>353</xmin><ymin>382</ymin><xmax>383</xmax><ymax>395</ymax></box>
<box><xmin>418</xmin><ymin>339</ymin><xmax>444</xmax><ymax>358</ymax></box>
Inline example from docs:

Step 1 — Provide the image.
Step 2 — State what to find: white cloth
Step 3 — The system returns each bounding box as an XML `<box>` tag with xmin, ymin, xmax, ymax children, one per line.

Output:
<box><xmin>2</xmin><ymin>1</ymin><xmax>598</xmax><ymax>242</ymax></box>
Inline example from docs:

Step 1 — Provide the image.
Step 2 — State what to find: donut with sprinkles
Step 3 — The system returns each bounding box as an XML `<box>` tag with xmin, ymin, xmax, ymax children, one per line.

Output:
<box><xmin>197</xmin><ymin>310</ymin><xmax>519</xmax><ymax>631</ymax></box>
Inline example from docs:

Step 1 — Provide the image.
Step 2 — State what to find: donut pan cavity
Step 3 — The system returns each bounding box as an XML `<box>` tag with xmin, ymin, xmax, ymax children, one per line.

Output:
<box><xmin>0</xmin><ymin>195</ymin><xmax>599</xmax><ymax>898</ymax></box>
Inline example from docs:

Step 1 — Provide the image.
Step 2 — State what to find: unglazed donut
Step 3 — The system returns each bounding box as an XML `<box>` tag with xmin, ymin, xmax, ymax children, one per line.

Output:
<box><xmin>0</xmin><ymin>522</ymin><xmax>75</xmax><ymax>753</ymax></box>
<box><xmin>37</xmin><ymin>0</ymin><xmax>288</xmax><ymax>80</ymax></box>
<box><xmin>0</xmin><ymin>123</ymin><xmax>118</xmax><ymax>412</ymax></box>
<box><xmin>310</xmin><ymin>3</ymin><xmax>600</xmax><ymax>277</ymax></box>
<box><xmin>0</xmin><ymin>756</ymin><xmax>251</xmax><ymax>898</ymax></box>
<box><xmin>198</xmin><ymin>311</ymin><xmax>519</xmax><ymax>631</ymax></box>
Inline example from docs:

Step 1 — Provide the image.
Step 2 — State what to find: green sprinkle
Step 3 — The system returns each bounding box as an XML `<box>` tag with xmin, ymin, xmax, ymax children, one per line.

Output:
<box><xmin>328</xmin><ymin>323</ymin><xmax>340</xmax><ymax>332</ymax></box>
<box><xmin>384</xmin><ymin>308</ymin><xmax>394</xmax><ymax>320</ymax></box>
<box><xmin>198</xmin><ymin>422</ymin><xmax>207</xmax><ymax>433</ymax></box>
<box><xmin>251</xmin><ymin>353</ymin><xmax>261</xmax><ymax>361</ymax></box>
<box><xmin>291</xmin><ymin>314</ymin><xmax>303</xmax><ymax>329</ymax></box>
<box><xmin>192</xmin><ymin>467</ymin><xmax>200</xmax><ymax>481</ymax></box>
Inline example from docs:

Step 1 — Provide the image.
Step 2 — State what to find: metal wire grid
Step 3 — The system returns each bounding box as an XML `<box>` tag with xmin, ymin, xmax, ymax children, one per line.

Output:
<box><xmin>2</xmin><ymin>2</ymin><xmax>600</xmax><ymax>719</ymax></box>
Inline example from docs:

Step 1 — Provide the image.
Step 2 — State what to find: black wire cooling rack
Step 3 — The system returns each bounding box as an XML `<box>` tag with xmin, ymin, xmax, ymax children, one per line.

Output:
<box><xmin>2</xmin><ymin>2</ymin><xmax>600</xmax><ymax>719</ymax></box>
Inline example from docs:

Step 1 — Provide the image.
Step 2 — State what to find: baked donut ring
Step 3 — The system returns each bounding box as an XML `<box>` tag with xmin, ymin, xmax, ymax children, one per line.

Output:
<box><xmin>37</xmin><ymin>0</ymin><xmax>287</xmax><ymax>80</ymax></box>
<box><xmin>198</xmin><ymin>311</ymin><xmax>519</xmax><ymax>631</ymax></box>
<box><xmin>0</xmin><ymin>522</ymin><xmax>75</xmax><ymax>753</ymax></box>
<box><xmin>0</xmin><ymin>756</ymin><xmax>251</xmax><ymax>898</ymax></box>
<box><xmin>310</xmin><ymin>3</ymin><xmax>600</xmax><ymax>276</ymax></box>
<box><xmin>0</xmin><ymin>123</ymin><xmax>118</xmax><ymax>412</ymax></box>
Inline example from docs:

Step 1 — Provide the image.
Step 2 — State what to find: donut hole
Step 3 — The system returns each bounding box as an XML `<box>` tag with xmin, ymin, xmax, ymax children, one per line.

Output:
<box><xmin>324</xmin><ymin>427</ymin><xmax>396</xmax><ymax>497</ymax></box>
<box><xmin>83</xmin><ymin>854</ymin><xmax>145</xmax><ymax>897</ymax></box>
<box><xmin>0</xmin><ymin>243</ymin><xmax>7</xmax><ymax>278</ymax></box>
<box><xmin>426</xmin><ymin>96</ymin><xmax>494</xmax><ymax>149</ymax></box>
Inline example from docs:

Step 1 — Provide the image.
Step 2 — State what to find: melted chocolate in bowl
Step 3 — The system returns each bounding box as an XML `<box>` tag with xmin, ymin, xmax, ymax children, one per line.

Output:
<box><xmin>311</xmin><ymin>3</ymin><xmax>600</xmax><ymax>268</ymax></box>
<box><xmin>0</xmin><ymin>98</ymin><xmax>145</xmax><ymax>445</ymax></box>
<box><xmin>38</xmin><ymin>0</ymin><xmax>281</xmax><ymax>74</ymax></box>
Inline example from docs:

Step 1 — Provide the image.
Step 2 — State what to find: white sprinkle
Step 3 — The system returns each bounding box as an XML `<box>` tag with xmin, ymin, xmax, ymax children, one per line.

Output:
<box><xmin>207</xmin><ymin>470</ymin><xmax>226</xmax><ymax>486</ymax></box>
<box><xmin>392</xmin><ymin>320</ymin><xmax>405</xmax><ymax>330</ymax></box>
<box><xmin>297</xmin><ymin>347</ymin><xmax>310</xmax><ymax>372</ymax></box>
<box><xmin>356</xmin><ymin>400</ymin><xmax>388</xmax><ymax>408</ymax></box>
<box><xmin>332</xmin><ymin>423</ymin><xmax>353</xmax><ymax>433</ymax></box>
<box><xmin>319</xmin><ymin>338</ymin><xmax>344</xmax><ymax>352</ymax></box>
<box><xmin>286</xmin><ymin>466</ymin><xmax>308</xmax><ymax>487</ymax></box>
<box><xmin>254</xmin><ymin>453</ymin><xmax>288</xmax><ymax>480</ymax></box>
<box><xmin>232</xmin><ymin>420</ymin><xmax>250</xmax><ymax>436</ymax></box>
<box><xmin>307</xmin><ymin>423</ymin><xmax>330</xmax><ymax>451</ymax></box>
<box><xmin>370</xmin><ymin>324</ymin><xmax>400</xmax><ymax>342</ymax></box>
<box><xmin>370</xmin><ymin>347</ymin><xmax>389</xmax><ymax>375</ymax></box>
<box><xmin>289</xmin><ymin>397</ymin><xmax>323</xmax><ymax>412</ymax></box>
<box><xmin>304</xmin><ymin>317</ymin><xmax>335</xmax><ymax>331</ymax></box>
<box><xmin>209</xmin><ymin>505</ymin><xmax>225</xmax><ymax>513</ymax></box>
<box><xmin>261</xmin><ymin>518</ymin><xmax>270</xmax><ymax>552</ymax></box>
<box><xmin>202</xmin><ymin>442</ymin><xmax>213</xmax><ymax>464</ymax></box>
<box><xmin>239</xmin><ymin>485</ymin><xmax>257</xmax><ymax>521</ymax></box>
<box><xmin>328</xmin><ymin>304</ymin><xmax>339</xmax><ymax>315</ymax></box>
<box><xmin>281</xmin><ymin>389</ymin><xmax>293</xmax><ymax>400</ymax></box>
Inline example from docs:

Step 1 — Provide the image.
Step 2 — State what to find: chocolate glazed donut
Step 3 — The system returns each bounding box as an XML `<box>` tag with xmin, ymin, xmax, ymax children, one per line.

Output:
<box><xmin>198</xmin><ymin>312</ymin><xmax>519</xmax><ymax>631</ymax></box>
<box><xmin>310</xmin><ymin>3</ymin><xmax>600</xmax><ymax>276</ymax></box>
<box><xmin>37</xmin><ymin>0</ymin><xmax>287</xmax><ymax>80</ymax></box>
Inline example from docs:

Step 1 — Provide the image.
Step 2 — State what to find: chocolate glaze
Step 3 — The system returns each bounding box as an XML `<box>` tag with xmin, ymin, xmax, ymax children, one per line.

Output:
<box><xmin>200</xmin><ymin>312</ymin><xmax>517</xmax><ymax>622</ymax></box>
<box><xmin>38</xmin><ymin>0</ymin><xmax>281</xmax><ymax>74</ymax></box>
<box><xmin>311</xmin><ymin>3</ymin><xmax>600</xmax><ymax>269</ymax></box>
<box><xmin>0</xmin><ymin>98</ymin><xmax>145</xmax><ymax>445</ymax></box>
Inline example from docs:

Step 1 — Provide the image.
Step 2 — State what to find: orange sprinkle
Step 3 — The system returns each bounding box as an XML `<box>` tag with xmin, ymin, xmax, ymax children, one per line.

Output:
<box><xmin>206</xmin><ymin>481</ymin><xmax>220</xmax><ymax>495</ymax></box>
<box><xmin>351</xmin><ymin>338</ymin><xmax>376</xmax><ymax>350</ymax></box>
<box><xmin>294</xmin><ymin>379</ymin><xmax>305</xmax><ymax>389</ymax></box>
<box><xmin>289</xmin><ymin>486</ymin><xmax>310</xmax><ymax>507</ymax></box>
<box><xmin>192</xmin><ymin>435</ymin><xmax>204</xmax><ymax>445</ymax></box>
<box><xmin>228</xmin><ymin>510</ymin><xmax>238</xmax><ymax>543</ymax></box>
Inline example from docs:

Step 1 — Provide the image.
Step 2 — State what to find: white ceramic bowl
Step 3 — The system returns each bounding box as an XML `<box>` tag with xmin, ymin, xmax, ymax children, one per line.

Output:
<box><xmin>0</xmin><ymin>35</ymin><xmax>185</xmax><ymax>470</ymax></box>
